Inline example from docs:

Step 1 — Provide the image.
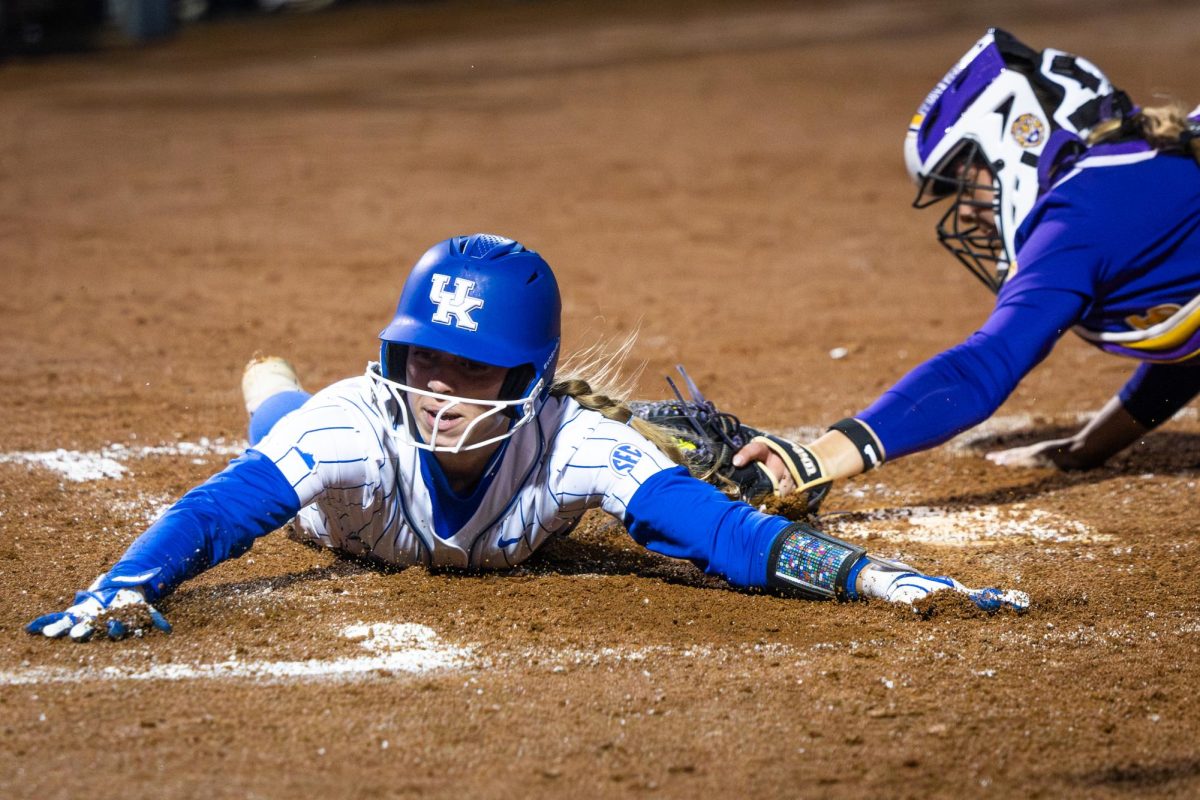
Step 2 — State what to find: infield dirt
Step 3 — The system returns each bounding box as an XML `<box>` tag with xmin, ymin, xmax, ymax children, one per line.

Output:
<box><xmin>2</xmin><ymin>1</ymin><xmax>1199</xmax><ymax>798</ymax></box>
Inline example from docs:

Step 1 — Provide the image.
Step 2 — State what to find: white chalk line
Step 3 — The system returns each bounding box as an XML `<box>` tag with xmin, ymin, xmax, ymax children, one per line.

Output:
<box><xmin>0</xmin><ymin>438</ymin><xmax>244</xmax><ymax>482</ymax></box>
<box><xmin>823</xmin><ymin>504</ymin><xmax>1109</xmax><ymax>547</ymax></box>
<box><xmin>0</xmin><ymin>623</ymin><xmax>798</xmax><ymax>686</ymax></box>
<box><xmin>2</xmin><ymin>623</ymin><xmax>469</xmax><ymax>686</ymax></box>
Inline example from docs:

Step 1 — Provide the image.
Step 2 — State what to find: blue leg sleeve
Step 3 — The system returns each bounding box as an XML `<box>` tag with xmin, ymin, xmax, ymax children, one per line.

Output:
<box><xmin>249</xmin><ymin>390</ymin><xmax>312</xmax><ymax>445</ymax></box>
<box><xmin>623</xmin><ymin>467</ymin><xmax>792</xmax><ymax>588</ymax></box>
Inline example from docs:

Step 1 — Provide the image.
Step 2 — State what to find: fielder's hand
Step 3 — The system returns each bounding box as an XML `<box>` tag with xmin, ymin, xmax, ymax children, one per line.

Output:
<box><xmin>732</xmin><ymin>435</ymin><xmax>832</xmax><ymax>514</ymax></box>
<box><xmin>26</xmin><ymin>577</ymin><xmax>171</xmax><ymax>642</ymax></box>
<box><xmin>986</xmin><ymin>438</ymin><xmax>1098</xmax><ymax>470</ymax></box>
<box><xmin>630</xmin><ymin>366</ymin><xmax>831</xmax><ymax>510</ymax></box>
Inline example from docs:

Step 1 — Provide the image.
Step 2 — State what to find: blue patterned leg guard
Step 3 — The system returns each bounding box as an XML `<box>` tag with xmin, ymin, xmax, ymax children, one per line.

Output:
<box><xmin>766</xmin><ymin>522</ymin><xmax>867</xmax><ymax>600</ymax></box>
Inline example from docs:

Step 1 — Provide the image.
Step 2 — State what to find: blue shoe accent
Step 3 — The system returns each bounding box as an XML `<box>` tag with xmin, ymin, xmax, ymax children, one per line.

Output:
<box><xmin>25</xmin><ymin>612</ymin><xmax>63</xmax><ymax>635</ymax></box>
<box><xmin>968</xmin><ymin>588</ymin><xmax>1003</xmax><ymax>612</ymax></box>
<box><xmin>149</xmin><ymin>609</ymin><xmax>173</xmax><ymax>634</ymax></box>
<box><xmin>967</xmin><ymin>587</ymin><xmax>1029</xmax><ymax>613</ymax></box>
<box><xmin>891</xmin><ymin>574</ymin><xmax>954</xmax><ymax>592</ymax></box>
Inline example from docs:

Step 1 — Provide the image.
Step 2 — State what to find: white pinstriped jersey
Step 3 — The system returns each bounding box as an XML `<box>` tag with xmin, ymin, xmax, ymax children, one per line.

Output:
<box><xmin>250</xmin><ymin>376</ymin><xmax>678</xmax><ymax>569</ymax></box>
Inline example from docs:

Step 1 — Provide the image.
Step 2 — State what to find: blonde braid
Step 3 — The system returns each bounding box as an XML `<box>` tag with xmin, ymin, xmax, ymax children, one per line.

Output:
<box><xmin>550</xmin><ymin>377</ymin><xmax>685</xmax><ymax>465</ymax></box>
<box><xmin>548</xmin><ymin>333</ymin><xmax>686</xmax><ymax>468</ymax></box>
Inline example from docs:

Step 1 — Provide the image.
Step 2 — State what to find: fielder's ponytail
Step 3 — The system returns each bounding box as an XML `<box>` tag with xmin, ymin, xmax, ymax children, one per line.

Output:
<box><xmin>1089</xmin><ymin>100</ymin><xmax>1200</xmax><ymax>164</ymax></box>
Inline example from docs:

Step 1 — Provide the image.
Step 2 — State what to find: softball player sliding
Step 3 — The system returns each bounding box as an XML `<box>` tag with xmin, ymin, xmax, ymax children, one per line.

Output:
<box><xmin>29</xmin><ymin>234</ymin><xmax>1026</xmax><ymax>641</ymax></box>
<box><xmin>738</xmin><ymin>29</ymin><xmax>1200</xmax><ymax>502</ymax></box>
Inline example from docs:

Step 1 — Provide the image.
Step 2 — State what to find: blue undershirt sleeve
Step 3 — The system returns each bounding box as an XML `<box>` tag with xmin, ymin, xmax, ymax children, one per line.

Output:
<box><xmin>103</xmin><ymin>449</ymin><xmax>303</xmax><ymax>602</ymax></box>
<box><xmin>1118</xmin><ymin>361</ymin><xmax>1200</xmax><ymax>428</ymax></box>
<box><xmin>622</xmin><ymin>466</ymin><xmax>791</xmax><ymax>589</ymax></box>
<box><xmin>858</xmin><ymin>287</ymin><xmax>1088</xmax><ymax>459</ymax></box>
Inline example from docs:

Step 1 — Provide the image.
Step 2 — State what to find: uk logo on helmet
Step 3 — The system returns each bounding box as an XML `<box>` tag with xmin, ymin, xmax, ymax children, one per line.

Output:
<box><xmin>430</xmin><ymin>273</ymin><xmax>485</xmax><ymax>331</ymax></box>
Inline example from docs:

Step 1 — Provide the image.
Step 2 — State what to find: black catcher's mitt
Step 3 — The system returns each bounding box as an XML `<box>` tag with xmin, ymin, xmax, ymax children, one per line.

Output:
<box><xmin>629</xmin><ymin>366</ymin><xmax>830</xmax><ymax>514</ymax></box>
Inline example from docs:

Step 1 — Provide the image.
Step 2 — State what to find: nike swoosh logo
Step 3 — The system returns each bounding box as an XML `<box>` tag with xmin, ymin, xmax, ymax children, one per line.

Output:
<box><xmin>497</xmin><ymin>536</ymin><xmax>522</xmax><ymax>548</ymax></box>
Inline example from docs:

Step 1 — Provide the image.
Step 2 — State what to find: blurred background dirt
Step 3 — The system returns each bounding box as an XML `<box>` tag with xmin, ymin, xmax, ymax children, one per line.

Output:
<box><xmin>1</xmin><ymin>1</ymin><xmax>1198</xmax><ymax>797</ymax></box>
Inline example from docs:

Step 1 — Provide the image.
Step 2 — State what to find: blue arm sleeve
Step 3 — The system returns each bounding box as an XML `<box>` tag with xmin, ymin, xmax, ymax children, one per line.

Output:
<box><xmin>103</xmin><ymin>449</ymin><xmax>302</xmax><ymax>602</ymax></box>
<box><xmin>1118</xmin><ymin>361</ymin><xmax>1200</xmax><ymax>428</ymax></box>
<box><xmin>623</xmin><ymin>466</ymin><xmax>792</xmax><ymax>589</ymax></box>
<box><xmin>858</xmin><ymin>288</ymin><xmax>1088</xmax><ymax>459</ymax></box>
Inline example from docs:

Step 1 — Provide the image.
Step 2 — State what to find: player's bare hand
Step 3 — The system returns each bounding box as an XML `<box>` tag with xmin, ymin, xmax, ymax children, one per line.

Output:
<box><xmin>731</xmin><ymin>435</ymin><xmax>832</xmax><ymax>514</ymax></box>
<box><xmin>732</xmin><ymin>440</ymin><xmax>796</xmax><ymax>494</ymax></box>
<box><xmin>26</xmin><ymin>582</ymin><xmax>171</xmax><ymax>642</ymax></box>
<box><xmin>986</xmin><ymin>438</ymin><xmax>1098</xmax><ymax>471</ymax></box>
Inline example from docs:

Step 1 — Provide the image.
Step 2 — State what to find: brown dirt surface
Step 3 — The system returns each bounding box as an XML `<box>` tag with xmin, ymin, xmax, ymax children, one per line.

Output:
<box><xmin>3</xmin><ymin>1</ymin><xmax>1200</xmax><ymax>798</ymax></box>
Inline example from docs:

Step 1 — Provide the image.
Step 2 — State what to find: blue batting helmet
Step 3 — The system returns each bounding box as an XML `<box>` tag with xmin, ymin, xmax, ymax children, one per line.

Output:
<box><xmin>378</xmin><ymin>233</ymin><xmax>561</xmax><ymax>411</ymax></box>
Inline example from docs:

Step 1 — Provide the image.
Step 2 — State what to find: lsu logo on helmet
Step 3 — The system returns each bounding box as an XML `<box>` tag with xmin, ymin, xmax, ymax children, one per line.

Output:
<box><xmin>429</xmin><ymin>273</ymin><xmax>484</xmax><ymax>331</ymax></box>
<box><xmin>1010</xmin><ymin>113</ymin><xmax>1046</xmax><ymax>148</ymax></box>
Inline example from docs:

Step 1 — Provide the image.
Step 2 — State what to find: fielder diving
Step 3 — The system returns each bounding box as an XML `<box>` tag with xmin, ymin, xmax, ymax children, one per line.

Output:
<box><xmin>736</xmin><ymin>29</ymin><xmax>1200</xmax><ymax>503</ymax></box>
<box><xmin>28</xmin><ymin>234</ymin><xmax>1027</xmax><ymax>641</ymax></box>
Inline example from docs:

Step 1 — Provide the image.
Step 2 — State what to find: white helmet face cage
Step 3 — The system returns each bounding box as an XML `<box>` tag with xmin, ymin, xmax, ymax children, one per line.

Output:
<box><xmin>904</xmin><ymin>29</ymin><xmax>1117</xmax><ymax>292</ymax></box>
<box><xmin>368</xmin><ymin>363</ymin><xmax>543</xmax><ymax>454</ymax></box>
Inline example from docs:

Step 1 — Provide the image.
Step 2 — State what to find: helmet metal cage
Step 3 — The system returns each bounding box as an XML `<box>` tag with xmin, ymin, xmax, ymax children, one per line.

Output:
<box><xmin>914</xmin><ymin>140</ymin><xmax>1008</xmax><ymax>292</ymax></box>
<box><xmin>368</xmin><ymin>364</ymin><xmax>543</xmax><ymax>454</ymax></box>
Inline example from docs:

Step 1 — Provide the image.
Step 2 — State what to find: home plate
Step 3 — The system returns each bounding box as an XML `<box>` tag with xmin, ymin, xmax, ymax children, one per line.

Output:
<box><xmin>822</xmin><ymin>504</ymin><xmax>1111</xmax><ymax>547</ymax></box>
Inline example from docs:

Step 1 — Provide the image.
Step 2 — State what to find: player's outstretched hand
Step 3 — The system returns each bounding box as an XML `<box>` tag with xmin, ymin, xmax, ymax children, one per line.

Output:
<box><xmin>630</xmin><ymin>366</ymin><xmax>830</xmax><ymax>511</ymax></box>
<box><xmin>857</xmin><ymin>555</ymin><xmax>1028</xmax><ymax>613</ymax></box>
<box><xmin>26</xmin><ymin>582</ymin><xmax>171</xmax><ymax>642</ymax></box>
<box><xmin>986</xmin><ymin>437</ymin><xmax>1095</xmax><ymax>470</ymax></box>
<box><xmin>882</xmin><ymin>571</ymin><xmax>1030</xmax><ymax>613</ymax></box>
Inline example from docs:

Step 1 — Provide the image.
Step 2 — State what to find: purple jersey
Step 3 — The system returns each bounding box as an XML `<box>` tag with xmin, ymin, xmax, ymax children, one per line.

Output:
<box><xmin>1014</xmin><ymin>142</ymin><xmax>1200</xmax><ymax>360</ymax></box>
<box><xmin>859</xmin><ymin>146</ymin><xmax>1200</xmax><ymax>459</ymax></box>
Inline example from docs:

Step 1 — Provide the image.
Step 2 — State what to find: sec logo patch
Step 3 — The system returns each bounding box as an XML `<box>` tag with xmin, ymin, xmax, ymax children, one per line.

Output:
<box><xmin>608</xmin><ymin>443</ymin><xmax>643</xmax><ymax>475</ymax></box>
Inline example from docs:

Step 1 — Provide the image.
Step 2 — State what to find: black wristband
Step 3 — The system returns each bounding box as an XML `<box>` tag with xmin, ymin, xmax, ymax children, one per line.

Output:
<box><xmin>829</xmin><ymin>418</ymin><xmax>884</xmax><ymax>471</ymax></box>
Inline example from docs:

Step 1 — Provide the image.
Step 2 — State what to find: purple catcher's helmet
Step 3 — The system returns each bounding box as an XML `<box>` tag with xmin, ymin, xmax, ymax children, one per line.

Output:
<box><xmin>905</xmin><ymin>29</ymin><xmax>1129</xmax><ymax>292</ymax></box>
<box><xmin>371</xmin><ymin>234</ymin><xmax>562</xmax><ymax>452</ymax></box>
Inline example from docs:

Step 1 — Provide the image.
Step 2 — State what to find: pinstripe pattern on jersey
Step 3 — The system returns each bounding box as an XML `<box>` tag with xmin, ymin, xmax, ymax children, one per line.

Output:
<box><xmin>249</xmin><ymin>376</ymin><xmax>678</xmax><ymax>569</ymax></box>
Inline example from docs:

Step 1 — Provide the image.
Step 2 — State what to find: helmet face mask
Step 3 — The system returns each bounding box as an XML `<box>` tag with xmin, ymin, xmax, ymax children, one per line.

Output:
<box><xmin>370</xmin><ymin>361</ymin><xmax>544</xmax><ymax>454</ymax></box>
<box><xmin>370</xmin><ymin>234</ymin><xmax>562</xmax><ymax>454</ymax></box>
<box><xmin>919</xmin><ymin>140</ymin><xmax>1008</xmax><ymax>292</ymax></box>
<box><xmin>905</xmin><ymin>29</ymin><xmax>1121</xmax><ymax>292</ymax></box>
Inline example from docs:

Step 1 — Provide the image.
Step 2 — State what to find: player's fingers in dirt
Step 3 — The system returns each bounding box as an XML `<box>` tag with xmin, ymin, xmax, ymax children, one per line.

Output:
<box><xmin>25</xmin><ymin>587</ymin><xmax>171</xmax><ymax>642</ymax></box>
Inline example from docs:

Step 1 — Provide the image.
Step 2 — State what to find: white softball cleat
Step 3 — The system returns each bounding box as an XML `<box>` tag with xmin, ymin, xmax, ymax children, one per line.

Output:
<box><xmin>242</xmin><ymin>355</ymin><xmax>304</xmax><ymax>415</ymax></box>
